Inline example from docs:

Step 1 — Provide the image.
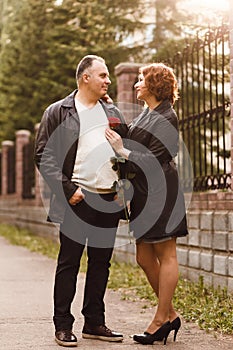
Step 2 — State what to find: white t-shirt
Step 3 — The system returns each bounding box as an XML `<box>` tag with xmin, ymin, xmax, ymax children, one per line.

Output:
<box><xmin>71</xmin><ymin>100</ymin><xmax>118</xmax><ymax>193</ymax></box>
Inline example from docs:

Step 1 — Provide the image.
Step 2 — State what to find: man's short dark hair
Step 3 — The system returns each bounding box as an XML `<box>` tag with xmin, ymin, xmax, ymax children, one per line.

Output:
<box><xmin>76</xmin><ymin>55</ymin><xmax>105</xmax><ymax>81</ymax></box>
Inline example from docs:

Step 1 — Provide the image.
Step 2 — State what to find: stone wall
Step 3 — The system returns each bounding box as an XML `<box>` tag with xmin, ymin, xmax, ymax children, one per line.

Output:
<box><xmin>231</xmin><ymin>0</ymin><xmax>233</xmax><ymax>186</ymax></box>
<box><xmin>178</xmin><ymin>207</ymin><xmax>233</xmax><ymax>291</ymax></box>
<box><xmin>113</xmin><ymin>199</ymin><xmax>233</xmax><ymax>292</ymax></box>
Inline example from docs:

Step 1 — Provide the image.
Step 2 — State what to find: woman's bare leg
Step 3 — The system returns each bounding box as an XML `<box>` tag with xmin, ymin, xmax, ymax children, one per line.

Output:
<box><xmin>136</xmin><ymin>239</ymin><xmax>179</xmax><ymax>333</ymax></box>
<box><xmin>136</xmin><ymin>241</ymin><xmax>160</xmax><ymax>295</ymax></box>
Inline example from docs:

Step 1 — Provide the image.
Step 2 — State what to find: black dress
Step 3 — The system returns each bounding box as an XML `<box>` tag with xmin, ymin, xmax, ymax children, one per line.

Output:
<box><xmin>125</xmin><ymin>99</ymin><xmax>189</xmax><ymax>242</ymax></box>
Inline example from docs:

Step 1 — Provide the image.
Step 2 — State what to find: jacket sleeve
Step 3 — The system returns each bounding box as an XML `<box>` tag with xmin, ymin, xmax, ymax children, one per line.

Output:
<box><xmin>34</xmin><ymin>108</ymin><xmax>78</xmax><ymax>201</ymax></box>
<box><xmin>126</xmin><ymin>114</ymin><xmax>179</xmax><ymax>175</ymax></box>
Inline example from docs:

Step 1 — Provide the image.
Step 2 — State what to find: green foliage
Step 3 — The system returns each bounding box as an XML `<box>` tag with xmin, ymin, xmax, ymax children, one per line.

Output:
<box><xmin>0</xmin><ymin>223</ymin><xmax>59</xmax><ymax>259</ymax></box>
<box><xmin>109</xmin><ymin>261</ymin><xmax>233</xmax><ymax>335</ymax></box>
<box><xmin>152</xmin><ymin>0</ymin><xmax>187</xmax><ymax>52</ymax></box>
<box><xmin>0</xmin><ymin>223</ymin><xmax>88</xmax><ymax>271</ymax></box>
<box><xmin>0</xmin><ymin>0</ymin><xmax>229</xmax><ymax>146</ymax></box>
<box><xmin>0</xmin><ymin>0</ymin><xmax>52</xmax><ymax>141</ymax></box>
<box><xmin>0</xmin><ymin>0</ymin><xmax>145</xmax><ymax>142</ymax></box>
<box><xmin>174</xmin><ymin>276</ymin><xmax>233</xmax><ymax>334</ymax></box>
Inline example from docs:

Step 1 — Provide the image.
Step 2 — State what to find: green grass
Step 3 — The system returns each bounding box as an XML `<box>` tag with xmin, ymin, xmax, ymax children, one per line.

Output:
<box><xmin>0</xmin><ymin>224</ymin><xmax>60</xmax><ymax>259</ymax></box>
<box><xmin>108</xmin><ymin>261</ymin><xmax>233</xmax><ymax>335</ymax></box>
<box><xmin>0</xmin><ymin>223</ymin><xmax>232</xmax><ymax>335</ymax></box>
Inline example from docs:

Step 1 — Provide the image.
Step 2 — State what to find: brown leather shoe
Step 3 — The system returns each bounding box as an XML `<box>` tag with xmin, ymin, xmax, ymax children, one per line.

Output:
<box><xmin>55</xmin><ymin>330</ymin><xmax>78</xmax><ymax>347</ymax></box>
<box><xmin>82</xmin><ymin>323</ymin><xmax>123</xmax><ymax>342</ymax></box>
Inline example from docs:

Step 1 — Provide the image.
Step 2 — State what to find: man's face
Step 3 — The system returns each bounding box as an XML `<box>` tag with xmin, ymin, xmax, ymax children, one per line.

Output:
<box><xmin>85</xmin><ymin>60</ymin><xmax>111</xmax><ymax>99</ymax></box>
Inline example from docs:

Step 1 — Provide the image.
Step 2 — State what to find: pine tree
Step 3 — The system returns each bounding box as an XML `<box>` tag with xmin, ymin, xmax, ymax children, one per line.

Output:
<box><xmin>0</xmin><ymin>0</ymin><xmax>53</xmax><ymax>140</ymax></box>
<box><xmin>0</xmin><ymin>0</ymin><xmax>145</xmax><ymax>142</ymax></box>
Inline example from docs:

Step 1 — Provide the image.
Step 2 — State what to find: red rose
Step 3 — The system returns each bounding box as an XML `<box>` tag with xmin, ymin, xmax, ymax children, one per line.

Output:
<box><xmin>108</xmin><ymin>117</ymin><xmax>121</xmax><ymax>129</ymax></box>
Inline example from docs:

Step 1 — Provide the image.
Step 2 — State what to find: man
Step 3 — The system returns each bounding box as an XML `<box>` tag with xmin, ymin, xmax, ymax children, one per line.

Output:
<box><xmin>35</xmin><ymin>55</ymin><xmax>125</xmax><ymax>347</ymax></box>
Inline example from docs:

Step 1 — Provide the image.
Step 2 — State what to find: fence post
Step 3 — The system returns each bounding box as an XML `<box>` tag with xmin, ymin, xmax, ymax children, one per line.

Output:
<box><xmin>15</xmin><ymin>130</ymin><xmax>31</xmax><ymax>201</ymax></box>
<box><xmin>115</xmin><ymin>62</ymin><xmax>142</xmax><ymax>123</ymax></box>
<box><xmin>34</xmin><ymin>123</ymin><xmax>43</xmax><ymax>206</ymax></box>
<box><xmin>1</xmin><ymin>140</ymin><xmax>14</xmax><ymax>195</ymax></box>
<box><xmin>230</xmin><ymin>2</ymin><xmax>233</xmax><ymax>190</ymax></box>
<box><xmin>0</xmin><ymin>149</ymin><xmax>1</xmax><ymax>195</ymax></box>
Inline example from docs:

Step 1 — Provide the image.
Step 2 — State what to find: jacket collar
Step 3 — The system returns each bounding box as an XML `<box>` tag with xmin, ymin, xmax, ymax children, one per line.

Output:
<box><xmin>61</xmin><ymin>89</ymin><xmax>118</xmax><ymax>118</ymax></box>
<box><xmin>132</xmin><ymin>99</ymin><xmax>172</xmax><ymax>128</ymax></box>
<box><xmin>61</xmin><ymin>89</ymin><xmax>113</xmax><ymax>107</ymax></box>
<box><xmin>61</xmin><ymin>90</ymin><xmax>77</xmax><ymax>108</ymax></box>
<box><xmin>151</xmin><ymin>99</ymin><xmax>172</xmax><ymax>115</ymax></box>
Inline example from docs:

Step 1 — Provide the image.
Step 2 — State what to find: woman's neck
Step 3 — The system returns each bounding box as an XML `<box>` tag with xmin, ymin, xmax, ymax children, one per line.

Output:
<box><xmin>145</xmin><ymin>96</ymin><xmax>162</xmax><ymax>111</ymax></box>
<box><xmin>148</xmin><ymin>101</ymin><xmax>162</xmax><ymax>112</ymax></box>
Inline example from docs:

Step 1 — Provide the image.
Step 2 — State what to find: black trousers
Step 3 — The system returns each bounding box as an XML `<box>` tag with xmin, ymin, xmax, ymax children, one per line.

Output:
<box><xmin>53</xmin><ymin>191</ymin><xmax>123</xmax><ymax>331</ymax></box>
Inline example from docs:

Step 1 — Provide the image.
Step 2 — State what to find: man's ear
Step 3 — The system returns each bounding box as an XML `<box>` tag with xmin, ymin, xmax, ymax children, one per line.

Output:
<box><xmin>82</xmin><ymin>73</ymin><xmax>90</xmax><ymax>83</ymax></box>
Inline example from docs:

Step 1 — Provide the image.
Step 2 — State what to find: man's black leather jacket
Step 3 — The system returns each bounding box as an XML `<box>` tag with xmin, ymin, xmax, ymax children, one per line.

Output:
<box><xmin>34</xmin><ymin>90</ymin><xmax>126</xmax><ymax>223</ymax></box>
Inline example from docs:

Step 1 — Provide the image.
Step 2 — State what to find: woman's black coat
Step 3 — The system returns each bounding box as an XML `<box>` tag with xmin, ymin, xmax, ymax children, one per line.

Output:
<box><xmin>124</xmin><ymin>99</ymin><xmax>188</xmax><ymax>241</ymax></box>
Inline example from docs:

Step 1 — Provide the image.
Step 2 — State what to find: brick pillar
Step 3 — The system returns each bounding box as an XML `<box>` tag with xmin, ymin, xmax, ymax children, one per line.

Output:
<box><xmin>230</xmin><ymin>3</ymin><xmax>233</xmax><ymax>190</ymax></box>
<box><xmin>115</xmin><ymin>62</ymin><xmax>143</xmax><ymax>124</ymax></box>
<box><xmin>34</xmin><ymin>123</ymin><xmax>43</xmax><ymax>206</ymax></box>
<box><xmin>15</xmin><ymin>130</ymin><xmax>31</xmax><ymax>201</ymax></box>
<box><xmin>1</xmin><ymin>140</ymin><xmax>14</xmax><ymax>195</ymax></box>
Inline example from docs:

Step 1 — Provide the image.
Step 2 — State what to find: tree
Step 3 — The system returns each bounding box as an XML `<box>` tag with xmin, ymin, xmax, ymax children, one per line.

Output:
<box><xmin>0</xmin><ymin>0</ymin><xmax>145</xmax><ymax>142</ymax></box>
<box><xmin>45</xmin><ymin>0</ymin><xmax>146</xmax><ymax>97</ymax></box>
<box><xmin>146</xmin><ymin>0</ymin><xmax>229</xmax><ymax>61</ymax></box>
<box><xmin>0</xmin><ymin>0</ymin><xmax>53</xmax><ymax>141</ymax></box>
<box><xmin>152</xmin><ymin>0</ymin><xmax>185</xmax><ymax>52</ymax></box>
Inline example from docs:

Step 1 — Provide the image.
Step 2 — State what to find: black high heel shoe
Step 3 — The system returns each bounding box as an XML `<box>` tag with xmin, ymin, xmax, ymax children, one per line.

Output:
<box><xmin>133</xmin><ymin>321</ymin><xmax>171</xmax><ymax>345</ymax></box>
<box><xmin>170</xmin><ymin>317</ymin><xmax>181</xmax><ymax>341</ymax></box>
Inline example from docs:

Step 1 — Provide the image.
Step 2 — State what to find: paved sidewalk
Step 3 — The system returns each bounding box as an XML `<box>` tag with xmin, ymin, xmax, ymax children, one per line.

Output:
<box><xmin>0</xmin><ymin>236</ymin><xmax>232</xmax><ymax>350</ymax></box>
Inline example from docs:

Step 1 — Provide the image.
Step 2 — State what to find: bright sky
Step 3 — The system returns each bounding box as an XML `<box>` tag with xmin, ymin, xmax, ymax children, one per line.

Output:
<box><xmin>55</xmin><ymin>0</ymin><xmax>230</xmax><ymax>13</ymax></box>
<box><xmin>181</xmin><ymin>0</ymin><xmax>229</xmax><ymax>13</ymax></box>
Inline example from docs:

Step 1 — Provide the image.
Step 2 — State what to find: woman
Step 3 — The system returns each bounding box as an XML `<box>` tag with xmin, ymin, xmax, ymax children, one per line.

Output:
<box><xmin>105</xmin><ymin>63</ymin><xmax>188</xmax><ymax>345</ymax></box>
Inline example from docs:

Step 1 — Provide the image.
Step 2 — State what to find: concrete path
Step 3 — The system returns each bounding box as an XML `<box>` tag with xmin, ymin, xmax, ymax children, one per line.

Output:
<box><xmin>0</xmin><ymin>236</ymin><xmax>232</xmax><ymax>349</ymax></box>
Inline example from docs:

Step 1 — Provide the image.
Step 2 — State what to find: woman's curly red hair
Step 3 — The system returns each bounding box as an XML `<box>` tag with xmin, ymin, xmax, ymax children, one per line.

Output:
<box><xmin>140</xmin><ymin>63</ymin><xmax>178</xmax><ymax>105</ymax></box>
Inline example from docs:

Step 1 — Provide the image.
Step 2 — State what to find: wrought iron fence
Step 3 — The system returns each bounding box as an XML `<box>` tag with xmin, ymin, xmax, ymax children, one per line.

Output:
<box><xmin>133</xmin><ymin>24</ymin><xmax>230</xmax><ymax>192</ymax></box>
<box><xmin>175</xmin><ymin>25</ymin><xmax>230</xmax><ymax>191</ymax></box>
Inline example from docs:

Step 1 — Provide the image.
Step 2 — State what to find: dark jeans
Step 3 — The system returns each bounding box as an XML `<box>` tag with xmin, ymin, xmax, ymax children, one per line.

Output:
<box><xmin>53</xmin><ymin>191</ymin><xmax>123</xmax><ymax>331</ymax></box>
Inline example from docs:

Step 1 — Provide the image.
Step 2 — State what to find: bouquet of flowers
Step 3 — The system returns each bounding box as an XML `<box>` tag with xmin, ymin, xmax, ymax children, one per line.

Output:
<box><xmin>108</xmin><ymin>116</ymin><xmax>132</xmax><ymax>241</ymax></box>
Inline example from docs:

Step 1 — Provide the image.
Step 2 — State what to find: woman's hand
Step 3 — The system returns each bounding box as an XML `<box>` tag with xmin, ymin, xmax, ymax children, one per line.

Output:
<box><xmin>106</xmin><ymin>128</ymin><xmax>131</xmax><ymax>159</ymax></box>
<box><xmin>105</xmin><ymin>128</ymin><xmax>124</xmax><ymax>153</ymax></box>
<box><xmin>101</xmin><ymin>94</ymin><xmax>113</xmax><ymax>104</ymax></box>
